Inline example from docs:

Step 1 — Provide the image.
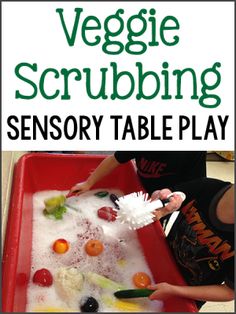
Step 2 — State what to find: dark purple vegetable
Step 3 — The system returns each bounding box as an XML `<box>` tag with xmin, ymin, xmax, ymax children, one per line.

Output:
<box><xmin>109</xmin><ymin>193</ymin><xmax>120</xmax><ymax>209</ymax></box>
<box><xmin>80</xmin><ymin>296</ymin><xmax>99</xmax><ymax>312</ymax></box>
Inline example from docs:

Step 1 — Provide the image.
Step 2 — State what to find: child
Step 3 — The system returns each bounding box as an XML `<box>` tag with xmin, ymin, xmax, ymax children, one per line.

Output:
<box><xmin>69</xmin><ymin>151</ymin><xmax>206</xmax><ymax>228</ymax></box>
<box><xmin>148</xmin><ymin>177</ymin><xmax>234</xmax><ymax>308</ymax></box>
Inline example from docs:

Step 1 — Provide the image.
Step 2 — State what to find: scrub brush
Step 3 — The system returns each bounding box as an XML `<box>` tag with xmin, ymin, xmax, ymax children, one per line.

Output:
<box><xmin>115</xmin><ymin>191</ymin><xmax>185</xmax><ymax>230</ymax></box>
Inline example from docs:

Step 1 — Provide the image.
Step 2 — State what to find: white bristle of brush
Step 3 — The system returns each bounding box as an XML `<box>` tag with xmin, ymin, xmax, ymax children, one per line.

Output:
<box><xmin>116</xmin><ymin>191</ymin><xmax>185</xmax><ymax>230</ymax></box>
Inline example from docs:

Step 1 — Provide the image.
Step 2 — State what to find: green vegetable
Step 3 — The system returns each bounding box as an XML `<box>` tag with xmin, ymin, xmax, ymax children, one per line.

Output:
<box><xmin>43</xmin><ymin>206</ymin><xmax>67</xmax><ymax>220</ymax></box>
<box><xmin>43</xmin><ymin>195</ymin><xmax>67</xmax><ymax>219</ymax></box>
<box><xmin>94</xmin><ymin>191</ymin><xmax>109</xmax><ymax>198</ymax></box>
<box><xmin>53</xmin><ymin>206</ymin><xmax>67</xmax><ymax>219</ymax></box>
<box><xmin>86</xmin><ymin>272</ymin><xmax>126</xmax><ymax>291</ymax></box>
<box><xmin>44</xmin><ymin>195</ymin><xmax>66</xmax><ymax>213</ymax></box>
<box><xmin>114</xmin><ymin>288</ymin><xmax>153</xmax><ymax>299</ymax></box>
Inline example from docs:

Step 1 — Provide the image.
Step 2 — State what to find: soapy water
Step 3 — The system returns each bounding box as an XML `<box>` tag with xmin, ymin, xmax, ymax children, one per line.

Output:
<box><xmin>26</xmin><ymin>189</ymin><xmax>163</xmax><ymax>312</ymax></box>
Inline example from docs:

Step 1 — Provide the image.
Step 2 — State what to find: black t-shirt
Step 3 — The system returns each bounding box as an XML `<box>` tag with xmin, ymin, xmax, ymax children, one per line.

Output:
<box><xmin>168</xmin><ymin>178</ymin><xmax>234</xmax><ymax>307</ymax></box>
<box><xmin>114</xmin><ymin>151</ymin><xmax>206</xmax><ymax>194</ymax></box>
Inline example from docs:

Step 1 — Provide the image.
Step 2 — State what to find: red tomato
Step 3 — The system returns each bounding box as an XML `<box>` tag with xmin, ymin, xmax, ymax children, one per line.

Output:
<box><xmin>132</xmin><ymin>272</ymin><xmax>151</xmax><ymax>288</ymax></box>
<box><xmin>97</xmin><ymin>207</ymin><xmax>117</xmax><ymax>222</ymax></box>
<box><xmin>85</xmin><ymin>239</ymin><xmax>104</xmax><ymax>256</ymax></box>
<box><xmin>33</xmin><ymin>268</ymin><xmax>53</xmax><ymax>287</ymax></box>
<box><xmin>52</xmin><ymin>238</ymin><xmax>69</xmax><ymax>254</ymax></box>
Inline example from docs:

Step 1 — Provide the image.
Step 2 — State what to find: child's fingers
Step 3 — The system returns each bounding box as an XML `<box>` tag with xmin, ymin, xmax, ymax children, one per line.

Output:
<box><xmin>147</xmin><ymin>284</ymin><xmax>158</xmax><ymax>290</ymax></box>
<box><xmin>153</xmin><ymin>193</ymin><xmax>183</xmax><ymax>219</ymax></box>
<box><xmin>66</xmin><ymin>189</ymin><xmax>80</xmax><ymax>198</ymax></box>
<box><xmin>151</xmin><ymin>190</ymin><xmax>161</xmax><ymax>200</ymax></box>
<box><xmin>165</xmin><ymin>194</ymin><xmax>183</xmax><ymax>212</ymax></box>
<box><xmin>151</xmin><ymin>189</ymin><xmax>172</xmax><ymax>201</ymax></box>
<box><xmin>149</xmin><ymin>291</ymin><xmax>159</xmax><ymax>301</ymax></box>
<box><xmin>147</xmin><ymin>284</ymin><xmax>162</xmax><ymax>300</ymax></box>
<box><xmin>67</xmin><ymin>183</ymin><xmax>84</xmax><ymax>197</ymax></box>
<box><xmin>159</xmin><ymin>189</ymin><xmax>173</xmax><ymax>200</ymax></box>
<box><xmin>167</xmin><ymin>194</ymin><xmax>183</xmax><ymax>210</ymax></box>
<box><xmin>71</xmin><ymin>183</ymin><xmax>82</xmax><ymax>191</ymax></box>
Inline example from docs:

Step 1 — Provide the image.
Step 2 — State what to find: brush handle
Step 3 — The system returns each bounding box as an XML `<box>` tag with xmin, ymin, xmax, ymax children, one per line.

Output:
<box><xmin>146</xmin><ymin>191</ymin><xmax>186</xmax><ymax>212</ymax></box>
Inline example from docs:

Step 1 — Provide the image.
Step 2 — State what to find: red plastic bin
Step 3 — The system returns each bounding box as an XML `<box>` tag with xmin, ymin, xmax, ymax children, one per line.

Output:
<box><xmin>2</xmin><ymin>153</ymin><xmax>198</xmax><ymax>312</ymax></box>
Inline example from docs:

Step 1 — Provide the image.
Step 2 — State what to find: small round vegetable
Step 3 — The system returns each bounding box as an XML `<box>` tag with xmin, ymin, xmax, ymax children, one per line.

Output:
<box><xmin>85</xmin><ymin>239</ymin><xmax>104</xmax><ymax>256</ymax></box>
<box><xmin>132</xmin><ymin>272</ymin><xmax>151</xmax><ymax>288</ymax></box>
<box><xmin>97</xmin><ymin>206</ymin><xmax>117</xmax><ymax>222</ymax></box>
<box><xmin>94</xmin><ymin>191</ymin><xmax>109</xmax><ymax>198</ymax></box>
<box><xmin>80</xmin><ymin>296</ymin><xmax>99</xmax><ymax>312</ymax></box>
<box><xmin>33</xmin><ymin>268</ymin><xmax>53</xmax><ymax>287</ymax></box>
<box><xmin>53</xmin><ymin>238</ymin><xmax>69</xmax><ymax>254</ymax></box>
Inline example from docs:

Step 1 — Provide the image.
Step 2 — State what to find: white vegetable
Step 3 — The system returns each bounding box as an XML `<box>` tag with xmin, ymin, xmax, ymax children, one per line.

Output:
<box><xmin>85</xmin><ymin>271</ymin><xmax>126</xmax><ymax>291</ymax></box>
<box><xmin>54</xmin><ymin>267</ymin><xmax>84</xmax><ymax>302</ymax></box>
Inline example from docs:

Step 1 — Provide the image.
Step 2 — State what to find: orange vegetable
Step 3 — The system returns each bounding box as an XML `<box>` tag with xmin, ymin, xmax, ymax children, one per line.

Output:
<box><xmin>132</xmin><ymin>272</ymin><xmax>151</xmax><ymax>288</ymax></box>
<box><xmin>53</xmin><ymin>239</ymin><xmax>69</xmax><ymax>254</ymax></box>
<box><xmin>85</xmin><ymin>239</ymin><xmax>104</xmax><ymax>256</ymax></box>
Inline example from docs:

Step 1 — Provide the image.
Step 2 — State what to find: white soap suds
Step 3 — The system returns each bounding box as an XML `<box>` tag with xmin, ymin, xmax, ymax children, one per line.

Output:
<box><xmin>26</xmin><ymin>189</ymin><xmax>163</xmax><ymax>312</ymax></box>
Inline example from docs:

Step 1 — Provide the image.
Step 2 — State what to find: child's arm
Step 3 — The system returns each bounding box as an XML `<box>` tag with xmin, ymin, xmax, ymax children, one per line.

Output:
<box><xmin>70</xmin><ymin>155</ymin><xmax>120</xmax><ymax>194</ymax></box>
<box><xmin>148</xmin><ymin>282</ymin><xmax>234</xmax><ymax>303</ymax></box>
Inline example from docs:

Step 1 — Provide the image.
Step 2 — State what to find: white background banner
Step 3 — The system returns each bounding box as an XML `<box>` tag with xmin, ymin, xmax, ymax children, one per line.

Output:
<box><xmin>2</xmin><ymin>1</ymin><xmax>235</xmax><ymax>151</ymax></box>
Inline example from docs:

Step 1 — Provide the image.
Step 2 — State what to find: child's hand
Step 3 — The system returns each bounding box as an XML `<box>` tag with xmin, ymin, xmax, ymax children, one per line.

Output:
<box><xmin>147</xmin><ymin>282</ymin><xmax>176</xmax><ymax>301</ymax></box>
<box><xmin>151</xmin><ymin>189</ymin><xmax>183</xmax><ymax>220</ymax></box>
<box><xmin>67</xmin><ymin>181</ymin><xmax>91</xmax><ymax>197</ymax></box>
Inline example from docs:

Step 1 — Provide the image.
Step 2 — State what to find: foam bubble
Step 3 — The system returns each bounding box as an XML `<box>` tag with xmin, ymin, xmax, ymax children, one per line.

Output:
<box><xmin>26</xmin><ymin>189</ymin><xmax>163</xmax><ymax>312</ymax></box>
